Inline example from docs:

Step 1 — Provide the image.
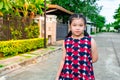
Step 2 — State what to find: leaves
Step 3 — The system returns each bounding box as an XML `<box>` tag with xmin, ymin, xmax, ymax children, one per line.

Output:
<box><xmin>0</xmin><ymin>1</ymin><xmax>3</xmax><ymax>9</ymax></box>
<box><xmin>113</xmin><ymin>4</ymin><xmax>120</xmax><ymax>29</ymax></box>
<box><xmin>0</xmin><ymin>0</ymin><xmax>47</xmax><ymax>16</ymax></box>
<box><xmin>0</xmin><ymin>38</ymin><xmax>45</xmax><ymax>57</ymax></box>
<box><xmin>0</xmin><ymin>11</ymin><xmax>3</xmax><ymax>16</ymax></box>
<box><xmin>51</xmin><ymin>0</ymin><xmax>105</xmax><ymax>27</ymax></box>
<box><xmin>0</xmin><ymin>0</ymin><xmax>13</xmax><ymax>16</ymax></box>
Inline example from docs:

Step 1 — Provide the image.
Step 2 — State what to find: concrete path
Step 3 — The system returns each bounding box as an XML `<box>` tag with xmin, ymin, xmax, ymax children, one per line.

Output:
<box><xmin>6</xmin><ymin>49</ymin><xmax>62</xmax><ymax>80</ymax></box>
<box><xmin>2</xmin><ymin>32</ymin><xmax>120</xmax><ymax>80</ymax></box>
<box><xmin>93</xmin><ymin>32</ymin><xmax>120</xmax><ymax>80</ymax></box>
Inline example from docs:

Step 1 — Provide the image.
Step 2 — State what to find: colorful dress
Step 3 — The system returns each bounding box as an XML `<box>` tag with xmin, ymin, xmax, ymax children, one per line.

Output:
<box><xmin>59</xmin><ymin>36</ymin><xmax>95</xmax><ymax>80</ymax></box>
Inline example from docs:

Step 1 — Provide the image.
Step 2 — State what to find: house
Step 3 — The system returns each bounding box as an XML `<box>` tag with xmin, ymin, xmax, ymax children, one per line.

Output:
<box><xmin>86</xmin><ymin>19</ymin><xmax>96</xmax><ymax>35</ymax></box>
<box><xmin>34</xmin><ymin>4</ymin><xmax>73</xmax><ymax>45</ymax></box>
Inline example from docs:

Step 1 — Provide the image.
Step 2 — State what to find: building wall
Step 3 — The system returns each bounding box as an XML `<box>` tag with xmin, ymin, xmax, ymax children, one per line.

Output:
<box><xmin>46</xmin><ymin>15</ymin><xmax>57</xmax><ymax>44</ymax></box>
<box><xmin>86</xmin><ymin>24</ymin><xmax>91</xmax><ymax>35</ymax></box>
<box><xmin>87</xmin><ymin>23</ymin><xmax>96</xmax><ymax>35</ymax></box>
<box><xmin>37</xmin><ymin>15</ymin><xmax>57</xmax><ymax>45</ymax></box>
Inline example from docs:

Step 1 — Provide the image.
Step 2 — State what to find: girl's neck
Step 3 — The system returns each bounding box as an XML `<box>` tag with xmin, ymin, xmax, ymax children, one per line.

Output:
<box><xmin>71</xmin><ymin>34</ymin><xmax>84</xmax><ymax>39</ymax></box>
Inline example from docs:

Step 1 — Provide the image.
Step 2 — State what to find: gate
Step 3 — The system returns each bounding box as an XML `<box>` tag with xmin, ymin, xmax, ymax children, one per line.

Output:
<box><xmin>56</xmin><ymin>23</ymin><xmax>68</xmax><ymax>40</ymax></box>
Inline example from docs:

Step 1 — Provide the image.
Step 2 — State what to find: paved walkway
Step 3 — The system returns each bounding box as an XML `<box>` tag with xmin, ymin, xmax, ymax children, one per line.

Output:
<box><xmin>1</xmin><ymin>32</ymin><xmax>120</xmax><ymax>80</ymax></box>
<box><xmin>6</xmin><ymin>49</ymin><xmax>62</xmax><ymax>80</ymax></box>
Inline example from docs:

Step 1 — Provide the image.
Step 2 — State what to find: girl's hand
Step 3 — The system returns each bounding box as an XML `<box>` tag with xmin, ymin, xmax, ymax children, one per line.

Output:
<box><xmin>91</xmin><ymin>38</ymin><xmax>98</xmax><ymax>63</ymax></box>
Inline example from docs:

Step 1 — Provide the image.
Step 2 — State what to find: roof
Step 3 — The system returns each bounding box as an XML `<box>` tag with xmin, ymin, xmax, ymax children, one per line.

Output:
<box><xmin>46</xmin><ymin>4</ymin><xmax>74</xmax><ymax>15</ymax></box>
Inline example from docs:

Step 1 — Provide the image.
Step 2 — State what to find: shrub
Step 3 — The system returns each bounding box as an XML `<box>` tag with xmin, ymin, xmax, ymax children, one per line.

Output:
<box><xmin>24</xmin><ymin>25</ymin><xmax>39</xmax><ymax>39</ymax></box>
<box><xmin>0</xmin><ymin>64</ymin><xmax>4</xmax><ymax>68</ymax></box>
<box><xmin>0</xmin><ymin>15</ymin><xmax>40</xmax><ymax>40</ymax></box>
<box><xmin>10</xmin><ymin>27</ymin><xmax>22</xmax><ymax>40</ymax></box>
<box><xmin>101</xmin><ymin>30</ymin><xmax>106</xmax><ymax>32</ymax></box>
<box><xmin>0</xmin><ymin>38</ymin><xmax>46</xmax><ymax>57</ymax></box>
<box><xmin>109</xmin><ymin>30</ymin><xmax>115</xmax><ymax>32</ymax></box>
<box><xmin>91</xmin><ymin>32</ymin><xmax>95</xmax><ymax>35</ymax></box>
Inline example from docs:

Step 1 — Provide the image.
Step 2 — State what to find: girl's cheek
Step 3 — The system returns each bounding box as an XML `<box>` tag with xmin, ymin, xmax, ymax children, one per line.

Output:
<box><xmin>71</xmin><ymin>26</ymin><xmax>75</xmax><ymax>30</ymax></box>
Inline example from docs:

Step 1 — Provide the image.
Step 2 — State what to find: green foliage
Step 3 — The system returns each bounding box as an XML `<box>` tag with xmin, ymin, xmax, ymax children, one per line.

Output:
<box><xmin>11</xmin><ymin>28</ymin><xmax>22</xmax><ymax>40</ymax></box>
<box><xmin>114</xmin><ymin>4</ymin><xmax>120</xmax><ymax>21</ymax></box>
<box><xmin>94</xmin><ymin>15</ymin><xmax>105</xmax><ymax>30</ymax></box>
<box><xmin>113</xmin><ymin>23</ymin><xmax>120</xmax><ymax>30</ymax></box>
<box><xmin>0</xmin><ymin>0</ymin><xmax>12</xmax><ymax>16</ymax></box>
<box><xmin>52</xmin><ymin>0</ymin><xmax>99</xmax><ymax>13</ymax></box>
<box><xmin>109</xmin><ymin>30</ymin><xmax>115</xmax><ymax>32</ymax></box>
<box><xmin>24</xmin><ymin>25</ymin><xmax>39</xmax><ymax>38</ymax></box>
<box><xmin>101</xmin><ymin>30</ymin><xmax>106</xmax><ymax>32</ymax></box>
<box><xmin>113</xmin><ymin>5</ymin><xmax>120</xmax><ymax>30</ymax></box>
<box><xmin>105</xmin><ymin>23</ymin><xmax>115</xmax><ymax>31</ymax></box>
<box><xmin>0</xmin><ymin>38</ymin><xmax>45</xmax><ymax>57</ymax></box>
<box><xmin>0</xmin><ymin>0</ymin><xmax>50</xmax><ymax>16</ymax></box>
<box><xmin>0</xmin><ymin>15</ymin><xmax>40</xmax><ymax>40</ymax></box>
<box><xmin>51</xmin><ymin>0</ymin><xmax>101</xmax><ymax>23</ymax></box>
<box><xmin>0</xmin><ymin>64</ymin><xmax>4</xmax><ymax>68</ymax></box>
<box><xmin>91</xmin><ymin>32</ymin><xmax>95</xmax><ymax>35</ymax></box>
<box><xmin>105</xmin><ymin>23</ymin><xmax>111</xmax><ymax>28</ymax></box>
<box><xmin>51</xmin><ymin>0</ymin><xmax>105</xmax><ymax>28</ymax></box>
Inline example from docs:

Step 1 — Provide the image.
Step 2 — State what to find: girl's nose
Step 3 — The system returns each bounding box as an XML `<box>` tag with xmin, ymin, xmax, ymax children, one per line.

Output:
<box><xmin>76</xmin><ymin>26</ymin><xmax>80</xmax><ymax>29</ymax></box>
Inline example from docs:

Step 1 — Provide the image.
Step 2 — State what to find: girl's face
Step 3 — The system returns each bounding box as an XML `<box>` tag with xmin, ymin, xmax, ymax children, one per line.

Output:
<box><xmin>70</xmin><ymin>18</ymin><xmax>85</xmax><ymax>36</ymax></box>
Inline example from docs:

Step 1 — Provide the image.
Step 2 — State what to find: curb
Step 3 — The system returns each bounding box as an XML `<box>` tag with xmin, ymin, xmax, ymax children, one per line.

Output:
<box><xmin>0</xmin><ymin>47</ymin><xmax>62</xmax><ymax>77</ymax></box>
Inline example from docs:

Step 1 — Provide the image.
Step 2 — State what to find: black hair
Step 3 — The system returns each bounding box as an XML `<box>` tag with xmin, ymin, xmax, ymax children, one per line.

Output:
<box><xmin>66</xmin><ymin>13</ymin><xmax>89</xmax><ymax>38</ymax></box>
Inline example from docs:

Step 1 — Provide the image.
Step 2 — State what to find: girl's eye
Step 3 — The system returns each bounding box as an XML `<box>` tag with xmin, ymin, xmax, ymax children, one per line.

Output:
<box><xmin>73</xmin><ymin>24</ymin><xmax>77</xmax><ymax>26</ymax></box>
<box><xmin>72</xmin><ymin>24</ymin><xmax>84</xmax><ymax>27</ymax></box>
<box><xmin>79</xmin><ymin>24</ymin><xmax>84</xmax><ymax>27</ymax></box>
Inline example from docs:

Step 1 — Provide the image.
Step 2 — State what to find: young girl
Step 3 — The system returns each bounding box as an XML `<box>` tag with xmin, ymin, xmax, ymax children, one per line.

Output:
<box><xmin>55</xmin><ymin>13</ymin><xmax>98</xmax><ymax>80</ymax></box>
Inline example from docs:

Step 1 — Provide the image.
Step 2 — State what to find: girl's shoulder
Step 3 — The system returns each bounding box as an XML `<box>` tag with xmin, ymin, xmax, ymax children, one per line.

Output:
<box><xmin>84</xmin><ymin>36</ymin><xmax>92</xmax><ymax>40</ymax></box>
<box><xmin>64</xmin><ymin>37</ymin><xmax>72</xmax><ymax>41</ymax></box>
<box><xmin>86</xmin><ymin>35</ymin><xmax>92</xmax><ymax>38</ymax></box>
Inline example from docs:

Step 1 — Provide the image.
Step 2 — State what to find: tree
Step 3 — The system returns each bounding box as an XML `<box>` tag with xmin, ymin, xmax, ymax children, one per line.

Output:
<box><xmin>9</xmin><ymin>0</ymin><xmax>45</xmax><ymax>17</ymax></box>
<box><xmin>0</xmin><ymin>0</ymin><xmax>50</xmax><ymax>17</ymax></box>
<box><xmin>0</xmin><ymin>0</ymin><xmax>50</xmax><ymax>40</ymax></box>
<box><xmin>90</xmin><ymin>14</ymin><xmax>105</xmax><ymax>30</ymax></box>
<box><xmin>51</xmin><ymin>0</ymin><xmax>105</xmax><ymax>29</ymax></box>
<box><xmin>113</xmin><ymin>21</ymin><xmax>120</xmax><ymax>30</ymax></box>
<box><xmin>105</xmin><ymin>23</ymin><xmax>114</xmax><ymax>31</ymax></box>
<box><xmin>113</xmin><ymin>4</ymin><xmax>120</xmax><ymax>29</ymax></box>
<box><xmin>51</xmin><ymin>0</ymin><xmax>101</xmax><ymax>22</ymax></box>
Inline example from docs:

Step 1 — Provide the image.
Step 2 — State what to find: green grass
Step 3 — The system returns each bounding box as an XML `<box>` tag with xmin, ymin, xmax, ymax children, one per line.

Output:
<box><xmin>46</xmin><ymin>46</ymin><xmax>55</xmax><ymax>50</ymax></box>
<box><xmin>0</xmin><ymin>64</ymin><xmax>4</xmax><ymax>68</ymax></box>
<box><xmin>0</xmin><ymin>46</ymin><xmax>57</xmax><ymax>69</ymax></box>
<box><xmin>20</xmin><ymin>54</ymin><xmax>36</xmax><ymax>59</ymax></box>
<box><xmin>0</xmin><ymin>55</ymin><xmax>15</xmax><ymax>60</ymax></box>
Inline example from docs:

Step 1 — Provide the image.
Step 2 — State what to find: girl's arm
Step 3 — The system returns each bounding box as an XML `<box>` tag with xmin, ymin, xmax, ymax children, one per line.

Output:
<box><xmin>55</xmin><ymin>41</ymin><xmax>66</xmax><ymax>80</ymax></box>
<box><xmin>91</xmin><ymin>38</ymin><xmax>98</xmax><ymax>63</ymax></box>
